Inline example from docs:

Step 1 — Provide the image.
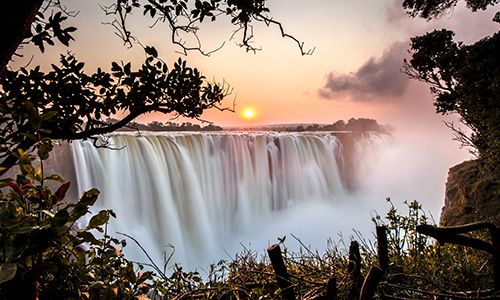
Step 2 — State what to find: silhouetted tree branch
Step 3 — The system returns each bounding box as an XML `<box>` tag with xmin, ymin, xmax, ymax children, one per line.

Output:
<box><xmin>0</xmin><ymin>1</ymin><xmax>313</xmax><ymax>176</ymax></box>
<box><xmin>0</xmin><ymin>0</ymin><xmax>44</xmax><ymax>75</ymax></box>
<box><xmin>100</xmin><ymin>0</ymin><xmax>314</xmax><ymax>56</ymax></box>
<box><xmin>0</xmin><ymin>50</ymin><xmax>231</xmax><ymax>175</ymax></box>
<box><xmin>402</xmin><ymin>0</ymin><xmax>498</xmax><ymax>19</ymax></box>
<box><xmin>404</xmin><ymin>29</ymin><xmax>500</xmax><ymax>171</ymax></box>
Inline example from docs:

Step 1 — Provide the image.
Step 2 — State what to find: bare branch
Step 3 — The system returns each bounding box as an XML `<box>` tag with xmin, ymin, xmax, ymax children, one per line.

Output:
<box><xmin>443</xmin><ymin>120</ymin><xmax>478</xmax><ymax>158</ymax></box>
<box><xmin>148</xmin><ymin>0</ymin><xmax>225</xmax><ymax>56</ymax></box>
<box><xmin>100</xmin><ymin>0</ymin><xmax>313</xmax><ymax>57</ymax></box>
<box><xmin>258</xmin><ymin>14</ymin><xmax>315</xmax><ymax>56</ymax></box>
<box><xmin>402</xmin><ymin>59</ymin><xmax>455</xmax><ymax>94</ymax></box>
<box><xmin>100</xmin><ymin>3</ymin><xmax>134</xmax><ymax>48</ymax></box>
<box><xmin>42</xmin><ymin>0</ymin><xmax>79</xmax><ymax>18</ymax></box>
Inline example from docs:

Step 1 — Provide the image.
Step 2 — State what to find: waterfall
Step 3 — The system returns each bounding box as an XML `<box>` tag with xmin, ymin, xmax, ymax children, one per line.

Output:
<box><xmin>69</xmin><ymin>131</ymin><xmax>380</xmax><ymax>269</ymax></box>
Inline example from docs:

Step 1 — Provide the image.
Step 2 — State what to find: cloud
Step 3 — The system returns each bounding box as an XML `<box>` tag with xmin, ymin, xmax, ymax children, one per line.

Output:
<box><xmin>319</xmin><ymin>42</ymin><xmax>410</xmax><ymax>101</ymax></box>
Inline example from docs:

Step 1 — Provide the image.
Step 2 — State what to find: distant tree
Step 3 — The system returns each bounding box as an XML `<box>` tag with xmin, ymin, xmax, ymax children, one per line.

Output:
<box><xmin>345</xmin><ymin>118</ymin><xmax>385</xmax><ymax>132</ymax></box>
<box><xmin>201</xmin><ymin>124</ymin><xmax>223</xmax><ymax>131</ymax></box>
<box><xmin>331</xmin><ymin>120</ymin><xmax>346</xmax><ymax>131</ymax></box>
<box><xmin>0</xmin><ymin>1</ymin><xmax>311</xmax><ymax>175</ymax></box>
<box><xmin>147</xmin><ymin>121</ymin><xmax>168</xmax><ymax>131</ymax></box>
<box><xmin>306</xmin><ymin>124</ymin><xmax>320</xmax><ymax>131</ymax></box>
<box><xmin>402</xmin><ymin>1</ymin><xmax>499</xmax><ymax>171</ymax></box>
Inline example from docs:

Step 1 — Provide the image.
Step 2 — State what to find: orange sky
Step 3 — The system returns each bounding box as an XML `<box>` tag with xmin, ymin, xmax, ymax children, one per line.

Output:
<box><xmin>13</xmin><ymin>1</ymin><xmax>498</xmax><ymax>131</ymax></box>
<box><xmin>10</xmin><ymin>0</ymin><xmax>499</xmax><ymax>217</ymax></box>
<box><xmin>15</xmin><ymin>0</ymin><xmax>497</xmax><ymax>129</ymax></box>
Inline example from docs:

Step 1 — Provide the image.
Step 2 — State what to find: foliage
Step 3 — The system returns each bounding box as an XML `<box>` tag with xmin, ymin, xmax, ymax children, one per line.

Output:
<box><xmin>0</xmin><ymin>49</ymin><xmax>229</xmax><ymax>175</ymax></box>
<box><xmin>30</xmin><ymin>10</ymin><xmax>77</xmax><ymax>53</ymax></box>
<box><xmin>1</xmin><ymin>1</ymin><xmax>312</xmax><ymax>74</ymax></box>
<box><xmin>131</xmin><ymin>199</ymin><xmax>494</xmax><ymax>299</ymax></box>
<box><xmin>372</xmin><ymin>200</ymin><xmax>430</xmax><ymax>259</ymax></box>
<box><xmin>372</xmin><ymin>199</ymin><xmax>494</xmax><ymax>297</ymax></box>
<box><xmin>402</xmin><ymin>0</ymin><xmax>499</xmax><ymax>19</ymax></box>
<box><xmin>0</xmin><ymin>0</ymin><xmax>498</xmax><ymax>299</ymax></box>
<box><xmin>401</xmin><ymin>0</ymin><xmax>499</xmax><ymax>176</ymax></box>
<box><xmin>404</xmin><ymin>29</ymin><xmax>500</xmax><ymax>172</ymax></box>
<box><xmin>0</xmin><ymin>150</ymin><xmax>495</xmax><ymax>299</ymax></box>
<box><xmin>0</xmin><ymin>147</ymin><xmax>154</xmax><ymax>299</ymax></box>
<box><xmin>1</xmin><ymin>1</ymin><xmax>314</xmax><ymax>299</ymax></box>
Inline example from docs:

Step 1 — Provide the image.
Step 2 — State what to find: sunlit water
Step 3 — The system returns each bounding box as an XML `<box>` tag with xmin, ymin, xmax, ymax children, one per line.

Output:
<box><xmin>66</xmin><ymin>131</ymin><xmax>407</xmax><ymax>270</ymax></box>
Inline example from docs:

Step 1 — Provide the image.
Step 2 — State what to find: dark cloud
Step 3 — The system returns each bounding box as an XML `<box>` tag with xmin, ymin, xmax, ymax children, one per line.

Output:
<box><xmin>319</xmin><ymin>42</ymin><xmax>410</xmax><ymax>102</ymax></box>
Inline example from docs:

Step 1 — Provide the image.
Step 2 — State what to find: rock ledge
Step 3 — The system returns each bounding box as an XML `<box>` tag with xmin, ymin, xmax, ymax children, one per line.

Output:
<box><xmin>440</xmin><ymin>160</ymin><xmax>499</xmax><ymax>226</ymax></box>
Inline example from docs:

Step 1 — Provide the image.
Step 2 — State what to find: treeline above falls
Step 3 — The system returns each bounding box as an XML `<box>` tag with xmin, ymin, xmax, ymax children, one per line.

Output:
<box><xmin>113</xmin><ymin>117</ymin><xmax>390</xmax><ymax>133</ymax></box>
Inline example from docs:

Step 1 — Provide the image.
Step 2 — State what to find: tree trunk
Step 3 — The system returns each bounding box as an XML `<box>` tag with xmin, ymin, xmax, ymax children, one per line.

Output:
<box><xmin>267</xmin><ymin>244</ymin><xmax>296</xmax><ymax>300</ymax></box>
<box><xmin>0</xmin><ymin>0</ymin><xmax>44</xmax><ymax>75</ymax></box>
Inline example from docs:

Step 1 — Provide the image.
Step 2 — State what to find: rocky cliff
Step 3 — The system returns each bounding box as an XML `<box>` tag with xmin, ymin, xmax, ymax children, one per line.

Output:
<box><xmin>440</xmin><ymin>160</ymin><xmax>500</xmax><ymax>226</ymax></box>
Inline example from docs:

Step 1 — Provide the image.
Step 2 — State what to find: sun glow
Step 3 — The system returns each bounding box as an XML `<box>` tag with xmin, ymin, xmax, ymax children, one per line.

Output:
<box><xmin>241</xmin><ymin>107</ymin><xmax>257</xmax><ymax>121</ymax></box>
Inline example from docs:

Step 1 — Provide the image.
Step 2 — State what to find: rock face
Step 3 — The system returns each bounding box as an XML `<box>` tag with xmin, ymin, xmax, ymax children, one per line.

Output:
<box><xmin>440</xmin><ymin>160</ymin><xmax>500</xmax><ymax>226</ymax></box>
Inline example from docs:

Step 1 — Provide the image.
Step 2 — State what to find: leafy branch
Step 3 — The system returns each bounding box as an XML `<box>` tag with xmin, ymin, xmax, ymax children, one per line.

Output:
<box><xmin>0</xmin><ymin>46</ymin><xmax>231</xmax><ymax>175</ymax></box>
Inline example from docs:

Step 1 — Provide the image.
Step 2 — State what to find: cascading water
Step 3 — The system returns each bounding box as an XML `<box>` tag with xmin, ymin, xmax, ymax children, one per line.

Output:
<box><xmin>69</xmin><ymin>131</ymin><xmax>382</xmax><ymax>269</ymax></box>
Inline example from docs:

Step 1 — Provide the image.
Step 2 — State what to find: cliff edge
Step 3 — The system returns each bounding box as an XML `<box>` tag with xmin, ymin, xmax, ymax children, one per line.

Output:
<box><xmin>440</xmin><ymin>160</ymin><xmax>500</xmax><ymax>226</ymax></box>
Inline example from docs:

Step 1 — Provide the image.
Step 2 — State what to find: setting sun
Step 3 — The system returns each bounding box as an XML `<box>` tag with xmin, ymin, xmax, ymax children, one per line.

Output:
<box><xmin>241</xmin><ymin>107</ymin><xmax>257</xmax><ymax>121</ymax></box>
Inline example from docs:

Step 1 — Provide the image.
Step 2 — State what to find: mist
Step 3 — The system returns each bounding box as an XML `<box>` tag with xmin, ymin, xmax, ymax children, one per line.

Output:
<box><xmin>215</xmin><ymin>127</ymin><xmax>470</xmax><ymax>265</ymax></box>
<box><xmin>57</xmin><ymin>125</ymin><xmax>471</xmax><ymax>272</ymax></box>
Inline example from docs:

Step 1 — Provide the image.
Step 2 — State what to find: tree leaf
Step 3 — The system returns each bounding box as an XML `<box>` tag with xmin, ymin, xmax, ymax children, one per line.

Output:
<box><xmin>145</xmin><ymin>46</ymin><xmax>158</xmax><ymax>58</ymax></box>
<box><xmin>78</xmin><ymin>231</ymin><xmax>101</xmax><ymax>246</ymax></box>
<box><xmin>55</xmin><ymin>182</ymin><xmax>71</xmax><ymax>202</ymax></box>
<box><xmin>88</xmin><ymin>210</ymin><xmax>110</xmax><ymax>229</ymax></box>
<box><xmin>81</xmin><ymin>188</ymin><xmax>100</xmax><ymax>206</ymax></box>
<box><xmin>123</xmin><ymin>62</ymin><xmax>131</xmax><ymax>75</ymax></box>
<box><xmin>52</xmin><ymin>209</ymin><xmax>69</xmax><ymax>227</ymax></box>
<box><xmin>111</xmin><ymin>61</ymin><xmax>122</xmax><ymax>72</ymax></box>
<box><xmin>136</xmin><ymin>271</ymin><xmax>153</xmax><ymax>285</ymax></box>
<box><xmin>45</xmin><ymin>174</ymin><xmax>65</xmax><ymax>183</ymax></box>
<box><xmin>0</xmin><ymin>263</ymin><xmax>17</xmax><ymax>284</ymax></box>
<box><xmin>40</xmin><ymin>110</ymin><xmax>57</xmax><ymax>120</ymax></box>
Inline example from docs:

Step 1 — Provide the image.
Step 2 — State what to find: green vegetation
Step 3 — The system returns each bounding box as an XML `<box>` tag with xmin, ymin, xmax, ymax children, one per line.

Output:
<box><xmin>0</xmin><ymin>147</ymin><xmax>152</xmax><ymax>299</ymax></box>
<box><xmin>402</xmin><ymin>0</ymin><xmax>498</xmax><ymax>19</ymax></box>
<box><xmin>1</xmin><ymin>160</ymin><xmax>496</xmax><ymax>299</ymax></box>
<box><xmin>116</xmin><ymin>117</ymin><xmax>390</xmax><ymax>133</ymax></box>
<box><xmin>0</xmin><ymin>50</ymin><xmax>229</xmax><ymax>176</ymax></box>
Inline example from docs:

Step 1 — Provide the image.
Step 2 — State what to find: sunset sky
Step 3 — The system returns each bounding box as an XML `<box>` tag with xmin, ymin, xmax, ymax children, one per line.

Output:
<box><xmin>18</xmin><ymin>0</ymin><xmax>498</xmax><ymax>128</ymax></box>
<box><xmin>15</xmin><ymin>1</ymin><xmax>499</xmax><ymax>214</ymax></box>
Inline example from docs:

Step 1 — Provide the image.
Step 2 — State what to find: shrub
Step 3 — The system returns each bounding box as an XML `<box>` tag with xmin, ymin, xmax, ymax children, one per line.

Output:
<box><xmin>0</xmin><ymin>146</ymin><xmax>153</xmax><ymax>299</ymax></box>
